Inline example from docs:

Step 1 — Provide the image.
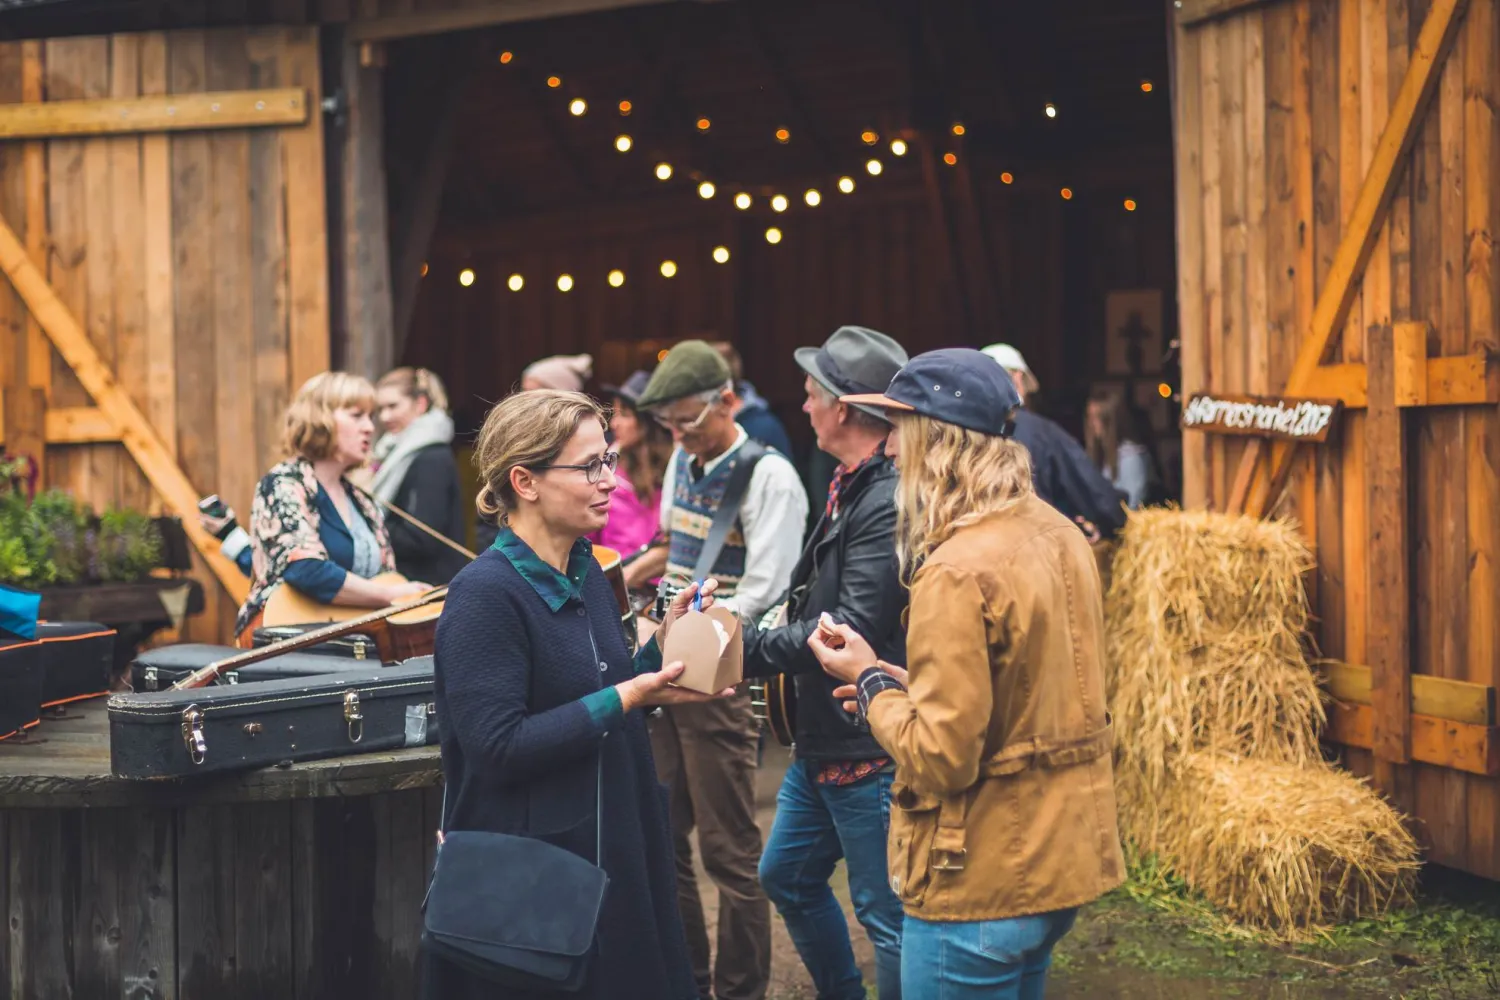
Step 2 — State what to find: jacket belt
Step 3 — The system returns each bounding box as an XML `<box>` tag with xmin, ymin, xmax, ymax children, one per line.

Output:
<box><xmin>930</xmin><ymin>718</ymin><xmax>1114</xmax><ymax>870</ymax></box>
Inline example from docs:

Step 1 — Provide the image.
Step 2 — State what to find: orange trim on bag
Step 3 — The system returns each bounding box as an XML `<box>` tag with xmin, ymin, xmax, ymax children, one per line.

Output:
<box><xmin>40</xmin><ymin>691</ymin><xmax>109</xmax><ymax>709</ymax></box>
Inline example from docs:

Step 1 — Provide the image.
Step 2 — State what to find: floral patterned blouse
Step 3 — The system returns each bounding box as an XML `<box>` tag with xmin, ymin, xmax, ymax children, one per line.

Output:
<box><xmin>234</xmin><ymin>457</ymin><xmax>395</xmax><ymax>637</ymax></box>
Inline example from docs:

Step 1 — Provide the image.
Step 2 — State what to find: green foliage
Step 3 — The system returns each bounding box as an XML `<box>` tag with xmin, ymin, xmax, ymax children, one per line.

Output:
<box><xmin>0</xmin><ymin>466</ymin><xmax>162</xmax><ymax>586</ymax></box>
<box><xmin>94</xmin><ymin>508</ymin><xmax>162</xmax><ymax>583</ymax></box>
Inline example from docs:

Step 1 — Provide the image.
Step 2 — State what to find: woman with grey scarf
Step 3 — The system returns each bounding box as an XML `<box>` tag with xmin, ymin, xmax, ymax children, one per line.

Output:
<box><xmin>370</xmin><ymin>367</ymin><xmax>468</xmax><ymax>584</ymax></box>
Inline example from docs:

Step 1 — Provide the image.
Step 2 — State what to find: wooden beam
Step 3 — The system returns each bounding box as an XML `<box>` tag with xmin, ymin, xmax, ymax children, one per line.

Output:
<box><xmin>0</xmin><ymin>386</ymin><xmax>46</xmax><ymax>476</ymax></box>
<box><xmin>348</xmin><ymin>0</ymin><xmax>674</xmax><ymax>41</ymax></box>
<box><xmin>0</xmin><ymin>213</ymin><xmax>249</xmax><ymax>605</ymax></box>
<box><xmin>0</xmin><ymin>88</ymin><xmax>307</xmax><ymax>140</ymax></box>
<box><xmin>1301</xmin><ymin>352</ymin><xmax>1496</xmax><ymax>407</ymax></box>
<box><xmin>1392</xmin><ymin>321</ymin><xmax>1428</xmax><ymax>407</ymax></box>
<box><xmin>337</xmin><ymin>40</ymin><xmax>395</xmax><ymax>381</ymax></box>
<box><xmin>1326</xmin><ymin>703</ymin><xmax>1500</xmax><ymax>777</ymax></box>
<box><xmin>1178</xmin><ymin>0</ymin><xmax>1289</xmax><ymax>28</ymax></box>
<box><xmin>1227</xmin><ymin>0</ymin><xmax>1469</xmax><ymax>515</ymax></box>
<box><xmin>1320</xmin><ymin>661</ymin><xmax>1496</xmax><ymax>726</ymax></box>
<box><xmin>1366</xmin><ymin>322</ymin><xmax>1411</xmax><ymax>767</ymax></box>
<box><xmin>44</xmin><ymin>406</ymin><xmax>117</xmax><ymax>445</ymax></box>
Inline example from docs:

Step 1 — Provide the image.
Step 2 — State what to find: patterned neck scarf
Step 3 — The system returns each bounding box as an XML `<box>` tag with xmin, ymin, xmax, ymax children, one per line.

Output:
<box><xmin>824</xmin><ymin>438</ymin><xmax>887</xmax><ymax>521</ymax></box>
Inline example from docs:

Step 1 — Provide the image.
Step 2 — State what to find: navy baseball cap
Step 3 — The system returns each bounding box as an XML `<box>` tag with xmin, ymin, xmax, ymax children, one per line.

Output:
<box><xmin>840</xmin><ymin>348</ymin><xmax>1022</xmax><ymax>437</ymax></box>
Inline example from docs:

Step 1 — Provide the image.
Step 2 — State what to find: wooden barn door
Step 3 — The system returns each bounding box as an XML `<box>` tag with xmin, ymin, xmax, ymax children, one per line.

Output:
<box><xmin>0</xmin><ymin>28</ymin><xmax>331</xmax><ymax>641</ymax></box>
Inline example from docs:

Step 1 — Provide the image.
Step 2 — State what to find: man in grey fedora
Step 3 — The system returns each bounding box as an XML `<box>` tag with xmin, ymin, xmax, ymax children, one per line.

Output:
<box><xmin>741</xmin><ymin>325</ymin><xmax>910</xmax><ymax>1000</ymax></box>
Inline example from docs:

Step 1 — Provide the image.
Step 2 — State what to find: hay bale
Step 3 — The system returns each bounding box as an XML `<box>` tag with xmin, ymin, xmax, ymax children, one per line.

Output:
<box><xmin>1148</xmin><ymin>754</ymin><xmax>1419</xmax><ymax>935</ymax></box>
<box><xmin>1105</xmin><ymin>508</ymin><xmax>1325</xmax><ymax>789</ymax></box>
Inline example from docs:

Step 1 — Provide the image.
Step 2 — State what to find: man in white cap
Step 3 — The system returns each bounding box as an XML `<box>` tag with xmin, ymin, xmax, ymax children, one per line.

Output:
<box><xmin>980</xmin><ymin>343</ymin><xmax>1128</xmax><ymax>540</ymax></box>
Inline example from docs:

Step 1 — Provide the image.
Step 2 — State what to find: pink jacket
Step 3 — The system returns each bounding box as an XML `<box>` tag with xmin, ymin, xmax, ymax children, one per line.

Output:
<box><xmin>592</xmin><ymin>468</ymin><xmax>660</xmax><ymax>557</ymax></box>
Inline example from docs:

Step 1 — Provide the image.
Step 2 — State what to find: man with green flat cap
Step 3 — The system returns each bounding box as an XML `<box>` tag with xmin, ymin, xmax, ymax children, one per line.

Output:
<box><xmin>639</xmin><ymin>339</ymin><xmax>807</xmax><ymax>1000</ymax></box>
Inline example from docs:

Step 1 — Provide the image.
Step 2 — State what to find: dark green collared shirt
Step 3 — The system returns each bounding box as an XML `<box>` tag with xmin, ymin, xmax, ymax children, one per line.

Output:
<box><xmin>491</xmin><ymin>528</ymin><xmax>663</xmax><ymax>727</ymax></box>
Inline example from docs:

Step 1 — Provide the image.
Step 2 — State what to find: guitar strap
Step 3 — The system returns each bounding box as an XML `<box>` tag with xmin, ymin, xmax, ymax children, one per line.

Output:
<box><xmin>691</xmin><ymin>439</ymin><xmax>767</xmax><ymax>583</ymax></box>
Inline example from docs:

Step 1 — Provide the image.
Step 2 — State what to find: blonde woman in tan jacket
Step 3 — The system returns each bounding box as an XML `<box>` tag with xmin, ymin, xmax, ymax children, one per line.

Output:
<box><xmin>808</xmin><ymin>348</ymin><xmax>1125</xmax><ymax>1000</ymax></box>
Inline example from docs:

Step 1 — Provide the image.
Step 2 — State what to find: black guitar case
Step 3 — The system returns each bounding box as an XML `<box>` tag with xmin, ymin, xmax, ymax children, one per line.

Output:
<box><xmin>108</xmin><ymin>657</ymin><xmax>436</xmax><ymax>778</ymax></box>
<box><xmin>37</xmin><ymin>621</ymin><xmax>116</xmax><ymax>709</ymax></box>
<box><xmin>0</xmin><ymin>636</ymin><xmax>44</xmax><ymax>740</ymax></box>
<box><xmin>129</xmin><ymin>643</ymin><xmax>383</xmax><ymax>691</ymax></box>
<box><xmin>251</xmin><ymin>624</ymin><xmax>382</xmax><ymax>661</ymax></box>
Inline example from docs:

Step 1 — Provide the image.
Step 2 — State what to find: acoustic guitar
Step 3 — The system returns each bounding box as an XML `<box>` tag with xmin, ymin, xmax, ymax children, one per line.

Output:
<box><xmin>747</xmin><ymin>603</ymin><xmax>797</xmax><ymax>747</ymax></box>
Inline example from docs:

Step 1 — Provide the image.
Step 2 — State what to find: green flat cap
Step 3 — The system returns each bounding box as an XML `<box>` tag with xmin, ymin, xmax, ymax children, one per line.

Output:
<box><xmin>637</xmin><ymin>339</ymin><xmax>732</xmax><ymax>409</ymax></box>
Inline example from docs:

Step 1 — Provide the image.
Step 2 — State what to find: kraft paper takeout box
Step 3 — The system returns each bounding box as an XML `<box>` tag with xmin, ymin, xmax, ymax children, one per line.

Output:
<box><xmin>660</xmin><ymin>606</ymin><xmax>743</xmax><ymax>694</ymax></box>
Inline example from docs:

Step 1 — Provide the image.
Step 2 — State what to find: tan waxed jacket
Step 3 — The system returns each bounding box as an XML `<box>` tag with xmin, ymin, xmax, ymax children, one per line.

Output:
<box><xmin>866</xmin><ymin>492</ymin><xmax>1125</xmax><ymax>921</ymax></box>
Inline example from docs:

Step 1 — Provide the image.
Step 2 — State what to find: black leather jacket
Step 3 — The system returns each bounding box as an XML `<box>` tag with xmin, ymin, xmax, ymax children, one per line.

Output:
<box><xmin>742</xmin><ymin>453</ymin><xmax>905</xmax><ymax>761</ymax></box>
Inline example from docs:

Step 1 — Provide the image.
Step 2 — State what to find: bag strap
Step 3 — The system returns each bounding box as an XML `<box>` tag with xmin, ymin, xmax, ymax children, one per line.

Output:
<box><xmin>692</xmin><ymin>438</ymin><xmax>767</xmax><ymax>581</ymax></box>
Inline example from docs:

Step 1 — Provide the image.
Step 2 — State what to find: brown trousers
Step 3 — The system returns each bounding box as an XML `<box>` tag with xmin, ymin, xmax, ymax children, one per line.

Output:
<box><xmin>649</xmin><ymin>692</ymin><xmax>771</xmax><ymax>1000</ymax></box>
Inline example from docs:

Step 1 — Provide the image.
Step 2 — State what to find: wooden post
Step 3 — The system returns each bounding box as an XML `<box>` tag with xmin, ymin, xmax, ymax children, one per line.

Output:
<box><xmin>1365</xmin><ymin>321</ymin><xmax>1415</xmax><ymax>806</ymax></box>
<box><xmin>0</xmin><ymin>385</ymin><xmax>46</xmax><ymax>475</ymax></box>
<box><xmin>336</xmin><ymin>35</ymin><xmax>395</xmax><ymax>380</ymax></box>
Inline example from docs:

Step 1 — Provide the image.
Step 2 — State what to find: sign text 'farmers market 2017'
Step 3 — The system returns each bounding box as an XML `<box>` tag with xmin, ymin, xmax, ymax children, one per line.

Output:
<box><xmin>1180</xmin><ymin>392</ymin><xmax>1342</xmax><ymax>443</ymax></box>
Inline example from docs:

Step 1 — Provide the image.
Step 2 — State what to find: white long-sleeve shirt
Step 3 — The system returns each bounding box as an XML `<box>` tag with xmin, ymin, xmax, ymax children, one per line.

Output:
<box><xmin>659</xmin><ymin>428</ymin><xmax>809</xmax><ymax>623</ymax></box>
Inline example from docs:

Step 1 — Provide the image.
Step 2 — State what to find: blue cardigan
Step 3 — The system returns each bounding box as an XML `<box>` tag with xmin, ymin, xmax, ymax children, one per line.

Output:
<box><xmin>225</xmin><ymin>486</ymin><xmax>367</xmax><ymax>602</ymax></box>
<box><xmin>425</xmin><ymin>539</ymin><xmax>696</xmax><ymax>1000</ymax></box>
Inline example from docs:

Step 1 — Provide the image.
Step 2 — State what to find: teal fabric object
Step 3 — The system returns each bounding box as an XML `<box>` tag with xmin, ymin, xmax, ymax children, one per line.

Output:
<box><xmin>491</xmin><ymin>528</ymin><xmax>591</xmax><ymax>612</ymax></box>
<box><xmin>0</xmin><ymin>583</ymin><xmax>40</xmax><ymax>640</ymax></box>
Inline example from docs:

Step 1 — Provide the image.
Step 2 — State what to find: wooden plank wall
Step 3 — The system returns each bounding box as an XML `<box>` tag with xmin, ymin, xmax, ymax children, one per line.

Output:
<box><xmin>1172</xmin><ymin>0</ymin><xmax>1500</xmax><ymax>878</ymax></box>
<box><xmin>407</xmin><ymin>169</ymin><xmax>1178</xmax><ymax>458</ymax></box>
<box><xmin>0</xmin><ymin>787</ymin><xmax>440</xmax><ymax>1000</ymax></box>
<box><xmin>0</xmin><ymin>29</ymin><xmax>330</xmax><ymax>644</ymax></box>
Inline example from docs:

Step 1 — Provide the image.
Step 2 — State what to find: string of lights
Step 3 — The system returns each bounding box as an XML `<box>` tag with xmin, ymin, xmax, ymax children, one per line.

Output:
<box><xmin>431</xmin><ymin>51</ymin><xmax>1157</xmax><ymax>291</ymax></box>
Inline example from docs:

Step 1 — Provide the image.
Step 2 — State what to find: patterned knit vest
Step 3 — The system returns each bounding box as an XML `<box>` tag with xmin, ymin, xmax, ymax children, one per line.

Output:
<box><xmin>664</xmin><ymin>445</ymin><xmax>751</xmax><ymax>598</ymax></box>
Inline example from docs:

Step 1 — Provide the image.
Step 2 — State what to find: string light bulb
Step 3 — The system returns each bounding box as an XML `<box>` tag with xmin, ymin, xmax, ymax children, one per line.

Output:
<box><xmin>698</xmin><ymin>181</ymin><xmax>716</xmax><ymax>199</ymax></box>
<box><xmin>420</xmin><ymin>261</ymin><xmax>429</xmax><ymax>277</ymax></box>
<box><xmin>951</xmin><ymin>123</ymin><xmax>966</xmax><ymax>136</ymax></box>
<box><xmin>943</xmin><ymin>152</ymin><xmax>958</xmax><ymax>166</ymax></box>
<box><xmin>890</xmin><ymin>138</ymin><xmax>907</xmax><ymax>156</ymax></box>
<box><xmin>1060</xmin><ymin>187</ymin><xmax>1073</xmax><ymax>200</ymax></box>
<box><xmin>458</xmin><ymin>268</ymin><xmax>475</xmax><ymax>287</ymax></box>
<box><xmin>547</xmin><ymin>75</ymin><xmax>562</xmax><ymax>89</ymax></box>
<box><xmin>734</xmin><ymin>192</ymin><xmax>753</xmax><ymax>210</ymax></box>
<box><xmin>655</xmin><ymin>162</ymin><xmax>673</xmax><ymax>181</ymax></box>
<box><xmin>1140</xmin><ymin>80</ymin><xmax>1154</xmax><ymax>93</ymax></box>
<box><xmin>660</xmin><ymin>260</ymin><xmax>678</xmax><ymax>278</ymax></box>
<box><xmin>765</xmin><ymin>227</ymin><xmax>783</xmax><ymax>244</ymax></box>
<box><xmin>608</xmin><ymin>269</ymin><xmax>625</xmax><ymax>288</ymax></box>
<box><xmin>697</xmin><ymin>117</ymin><xmax>711</xmax><ymax>131</ymax></box>
<box><xmin>1124</xmin><ymin>198</ymin><xmax>1138</xmax><ymax>211</ymax></box>
<box><xmin>1000</xmin><ymin>171</ymin><xmax>1014</xmax><ymax>184</ymax></box>
<box><xmin>557</xmin><ymin>274</ymin><xmax>574</xmax><ymax>292</ymax></box>
<box><xmin>618</xmin><ymin>100</ymin><xmax>632</xmax><ymax>115</ymax></box>
<box><xmin>775</xmin><ymin>127</ymin><xmax>790</xmax><ymax>143</ymax></box>
<box><xmin>568</xmin><ymin>98</ymin><xmax>587</xmax><ymax>116</ymax></box>
<box><xmin>838</xmin><ymin>176</ymin><xmax>855</xmax><ymax>194</ymax></box>
<box><xmin>1045</xmin><ymin>103</ymin><xmax>1057</xmax><ymax>118</ymax></box>
<box><xmin>498</xmin><ymin>51</ymin><xmax>514</xmax><ymax>65</ymax></box>
<box><xmin>615</xmin><ymin>134</ymin><xmax>632</xmax><ymax>152</ymax></box>
<box><xmin>861</xmin><ymin>130</ymin><xmax>879</xmax><ymax>145</ymax></box>
<box><xmin>866</xmin><ymin>159</ymin><xmax>883</xmax><ymax>176</ymax></box>
<box><xmin>1157</xmin><ymin>382</ymin><xmax>1172</xmax><ymax>398</ymax></box>
<box><xmin>712</xmin><ymin>246</ymin><xmax>730</xmax><ymax>264</ymax></box>
<box><xmin>507</xmin><ymin>273</ymin><xmax>523</xmax><ymax>292</ymax></box>
<box><xmin>804</xmin><ymin>188</ymin><xmax>821</xmax><ymax>207</ymax></box>
<box><xmin>771</xmin><ymin>194</ymin><xmax>789</xmax><ymax>213</ymax></box>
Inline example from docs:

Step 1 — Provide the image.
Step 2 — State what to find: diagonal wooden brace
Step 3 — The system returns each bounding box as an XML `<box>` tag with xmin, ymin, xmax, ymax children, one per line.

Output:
<box><xmin>0</xmin><ymin>212</ymin><xmax>250</xmax><ymax>605</ymax></box>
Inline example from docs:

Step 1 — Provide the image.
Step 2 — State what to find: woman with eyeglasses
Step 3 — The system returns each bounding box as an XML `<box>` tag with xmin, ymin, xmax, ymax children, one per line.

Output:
<box><xmin>426</xmin><ymin>388</ymin><xmax>736</xmax><ymax>1000</ymax></box>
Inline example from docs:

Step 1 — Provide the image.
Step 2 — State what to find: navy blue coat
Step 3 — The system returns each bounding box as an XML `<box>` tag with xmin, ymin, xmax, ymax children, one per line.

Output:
<box><xmin>425</xmin><ymin>548</ymin><xmax>696</xmax><ymax>1000</ymax></box>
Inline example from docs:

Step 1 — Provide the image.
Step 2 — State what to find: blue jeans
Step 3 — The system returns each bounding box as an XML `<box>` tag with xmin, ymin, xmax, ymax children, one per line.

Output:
<box><xmin>900</xmin><ymin>908</ymin><xmax>1078</xmax><ymax>1000</ymax></box>
<box><xmin>758</xmin><ymin>758</ymin><xmax>904</xmax><ymax>999</ymax></box>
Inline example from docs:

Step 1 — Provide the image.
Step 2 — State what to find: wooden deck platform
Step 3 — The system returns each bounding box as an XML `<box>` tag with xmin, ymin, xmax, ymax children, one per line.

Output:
<box><xmin>0</xmin><ymin>701</ymin><xmax>443</xmax><ymax>1000</ymax></box>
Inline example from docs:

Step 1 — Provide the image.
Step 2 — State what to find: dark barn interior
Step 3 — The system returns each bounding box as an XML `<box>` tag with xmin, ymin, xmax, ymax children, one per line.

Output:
<box><xmin>378</xmin><ymin>0</ymin><xmax>1180</xmax><ymax>482</ymax></box>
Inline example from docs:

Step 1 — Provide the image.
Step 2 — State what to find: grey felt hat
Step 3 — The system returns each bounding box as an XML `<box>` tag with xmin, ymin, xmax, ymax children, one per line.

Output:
<box><xmin>794</xmin><ymin>326</ymin><xmax>910</xmax><ymax>421</ymax></box>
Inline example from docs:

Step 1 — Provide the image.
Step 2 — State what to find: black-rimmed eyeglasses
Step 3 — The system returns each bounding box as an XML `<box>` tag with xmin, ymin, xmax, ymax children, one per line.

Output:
<box><xmin>533</xmin><ymin>450</ymin><xmax>620</xmax><ymax>484</ymax></box>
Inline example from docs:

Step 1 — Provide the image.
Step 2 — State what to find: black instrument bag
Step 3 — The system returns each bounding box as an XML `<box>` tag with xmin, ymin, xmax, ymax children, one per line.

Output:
<box><xmin>108</xmin><ymin>659</ymin><xmax>437</xmax><ymax>778</ymax></box>
<box><xmin>37</xmin><ymin>621</ymin><xmax>116</xmax><ymax>708</ymax></box>
<box><xmin>129</xmin><ymin>643</ymin><xmax>381</xmax><ymax>691</ymax></box>
<box><xmin>251</xmin><ymin>623</ymin><xmax>382</xmax><ymax>661</ymax></box>
<box><xmin>0</xmin><ymin>636</ymin><xmax>44</xmax><ymax>739</ymax></box>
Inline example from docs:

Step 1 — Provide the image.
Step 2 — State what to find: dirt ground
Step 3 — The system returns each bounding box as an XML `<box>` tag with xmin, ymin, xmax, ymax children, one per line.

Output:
<box><xmin>687</xmin><ymin>750</ymin><xmax>1500</xmax><ymax>1000</ymax></box>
